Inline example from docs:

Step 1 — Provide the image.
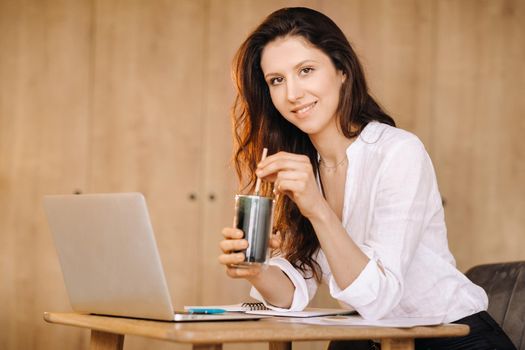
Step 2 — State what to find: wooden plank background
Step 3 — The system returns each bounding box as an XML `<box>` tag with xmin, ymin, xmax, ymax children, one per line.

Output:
<box><xmin>0</xmin><ymin>1</ymin><xmax>523</xmax><ymax>349</ymax></box>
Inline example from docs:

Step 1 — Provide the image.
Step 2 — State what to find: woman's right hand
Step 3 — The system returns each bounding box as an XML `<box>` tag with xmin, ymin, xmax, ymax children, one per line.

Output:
<box><xmin>219</xmin><ymin>228</ymin><xmax>294</xmax><ymax>308</ymax></box>
<box><xmin>218</xmin><ymin>227</ymin><xmax>282</xmax><ymax>280</ymax></box>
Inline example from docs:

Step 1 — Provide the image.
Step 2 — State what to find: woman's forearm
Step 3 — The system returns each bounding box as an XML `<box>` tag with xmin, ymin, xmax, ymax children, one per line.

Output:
<box><xmin>308</xmin><ymin>201</ymin><xmax>369</xmax><ymax>290</ymax></box>
<box><xmin>247</xmin><ymin>265</ymin><xmax>295</xmax><ymax>308</ymax></box>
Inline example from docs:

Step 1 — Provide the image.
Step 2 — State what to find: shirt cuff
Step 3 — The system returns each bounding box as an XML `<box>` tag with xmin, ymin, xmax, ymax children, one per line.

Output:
<box><xmin>329</xmin><ymin>258</ymin><xmax>382</xmax><ymax>309</ymax></box>
<box><xmin>250</xmin><ymin>257</ymin><xmax>309</xmax><ymax>311</ymax></box>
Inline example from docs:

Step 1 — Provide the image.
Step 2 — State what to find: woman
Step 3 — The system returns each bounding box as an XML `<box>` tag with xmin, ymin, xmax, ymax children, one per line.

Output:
<box><xmin>218</xmin><ymin>7</ymin><xmax>515</xmax><ymax>350</ymax></box>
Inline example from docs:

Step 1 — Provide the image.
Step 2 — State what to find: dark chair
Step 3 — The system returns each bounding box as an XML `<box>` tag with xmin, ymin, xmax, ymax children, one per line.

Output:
<box><xmin>466</xmin><ymin>261</ymin><xmax>525</xmax><ymax>350</ymax></box>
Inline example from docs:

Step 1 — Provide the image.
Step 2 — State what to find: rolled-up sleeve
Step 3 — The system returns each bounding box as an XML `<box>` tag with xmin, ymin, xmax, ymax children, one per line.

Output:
<box><xmin>250</xmin><ymin>257</ymin><xmax>318</xmax><ymax>311</ymax></box>
<box><xmin>329</xmin><ymin>246</ymin><xmax>402</xmax><ymax>319</ymax></box>
<box><xmin>330</xmin><ymin>137</ymin><xmax>436</xmax><ymax>320</ymax></box>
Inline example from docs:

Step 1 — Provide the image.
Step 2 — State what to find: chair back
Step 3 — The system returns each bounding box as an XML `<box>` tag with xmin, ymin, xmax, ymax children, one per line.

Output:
<box><xmin>466</xmin><ymin>261</ymin><xmax>525</xmax><ymax>350</ymax></box>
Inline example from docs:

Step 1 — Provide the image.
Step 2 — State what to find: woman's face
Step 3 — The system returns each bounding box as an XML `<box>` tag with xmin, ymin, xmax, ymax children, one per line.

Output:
<box><xmin>260</xmin><ymin>35</ymin><xmax>345</xmax><ymax>137</ymax></box>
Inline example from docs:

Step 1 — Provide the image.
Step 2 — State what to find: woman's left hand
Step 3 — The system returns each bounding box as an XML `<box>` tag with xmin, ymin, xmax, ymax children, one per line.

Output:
<box><xmin>256</xmin><ymin>151</ymin><xmax>326</xmax><ymax>219</ymax></box>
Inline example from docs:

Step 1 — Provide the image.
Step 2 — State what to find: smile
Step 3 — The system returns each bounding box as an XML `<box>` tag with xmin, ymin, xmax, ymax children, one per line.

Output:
<box><xmin>292</xmin><ymin>101</ymin><xmax>317</xmax><ymax>116</ymax></box>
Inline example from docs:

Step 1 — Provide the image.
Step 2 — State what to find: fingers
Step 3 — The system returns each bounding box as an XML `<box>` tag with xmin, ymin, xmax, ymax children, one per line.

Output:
<box><xmin>258</xmin><ymin>151</ymin><xmax>309</xmax><ymax>168</ymax></box>
<box><xmin>221</xmin><ymin>227</ymin><xmax>244</xmax><ymax>239</ymax></box>
<box><xmin>273</xmin><ymin>170</ymin><xmax>308</xmax><ymax>194</ymax></box>
<box><xmin>218</xmin><ymin>251</ymin><xmax>246</xmax><ymax>265</ymax></box>
<box><xmin>257</xmin><ymin>157</ymin><xmax>310</xmax><ymax>178</ymax></box>
<box><xmin>220</xmin><ymin>227</ymin><xmax>246</xmax><ymax>252</ymax></box>
<box><xmin>219</xmin><ymin>253</ymin><xmax>262</xmax><ymax>279</ymax></box>
<box><xmin>274</xmin><ymin>178</ymin><xmax>308</xmax><ymax>197</ymax></box>
<box><xmin>225</xmin><ymin>265</ymin><xmax>262</xmax><ymax>278</ymax></box>
<box><xmin>219</xmin><ymin>226</ymin><xmax>265</xmax><ymax>279</ymax></box>
<box><xmin>256</xmin><ymin>152</ymin><xmax>311</xmax><ymax>181</ymax></box>
<box><xmin>219</xmin><ymin>237</ymin><xmax>248</xmax><ymax>253</ymax></box>
<box><xmin>275</xmin><ymin>170</ymin><xmax>308</xmax><ymax>182</ymax></box>
<box><xmin>254</xmin><ymin>151</ymin><xmax>315</xmax><ymax>200</ymax></box>
<box><xmin>219</xmin><ymin>227</ymin><xmax>248</xmax><ymax>267</ymax></box>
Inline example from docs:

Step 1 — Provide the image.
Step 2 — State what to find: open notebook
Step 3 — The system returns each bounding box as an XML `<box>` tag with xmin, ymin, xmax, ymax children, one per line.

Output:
<box><xmin>185</xmin><ymin>302</ymin><xmax>356</xmax><ymax>318</ymax></box>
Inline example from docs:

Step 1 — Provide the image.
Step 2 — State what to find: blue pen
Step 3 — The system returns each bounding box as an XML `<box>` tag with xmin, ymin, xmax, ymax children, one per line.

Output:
<box><xmin>188</xmin><ymin>308</ymin><xmax>226</xmax><ymax>314</ymax></box>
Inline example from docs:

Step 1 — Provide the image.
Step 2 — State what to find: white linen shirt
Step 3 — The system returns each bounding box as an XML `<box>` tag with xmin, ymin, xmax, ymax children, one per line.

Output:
<box><xmin>250</xmin><ymin>122</ymin><xmax>488</xmax><ymax>322</ymax></box>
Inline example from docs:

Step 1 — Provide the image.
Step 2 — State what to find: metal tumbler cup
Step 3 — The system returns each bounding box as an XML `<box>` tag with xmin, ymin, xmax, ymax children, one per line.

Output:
<box><xmin>232</xmin><ymin>194</ymin><xmax>274</xmax><ymax>266</ymax></box>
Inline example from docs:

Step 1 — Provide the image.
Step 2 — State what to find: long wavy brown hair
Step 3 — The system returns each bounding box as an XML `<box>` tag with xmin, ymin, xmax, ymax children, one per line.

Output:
<box><xmin>231</xmin><ymin>7</ymin><xmax>395</xmax><ymax>281</ymax></box>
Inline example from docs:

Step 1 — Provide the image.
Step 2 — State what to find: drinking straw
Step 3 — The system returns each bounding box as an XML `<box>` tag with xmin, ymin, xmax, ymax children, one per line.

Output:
<box><xmin>254</xmin><ymin>148</ymin><xmax>268</xmax><ymax>196</ymax></box>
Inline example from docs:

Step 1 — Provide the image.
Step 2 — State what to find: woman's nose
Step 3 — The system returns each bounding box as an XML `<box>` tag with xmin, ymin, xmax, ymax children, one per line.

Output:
<box><xmin>286</xmin><ymin>79</ymin><xmax>304</xmax><ymax>102</ymax></box>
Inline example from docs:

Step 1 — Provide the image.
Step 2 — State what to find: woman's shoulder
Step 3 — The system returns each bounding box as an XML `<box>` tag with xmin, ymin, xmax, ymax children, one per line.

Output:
<box><xmin>359</xmin><ymin>121</ymin><xmax>425</xmax><ymax>154</ymax></box>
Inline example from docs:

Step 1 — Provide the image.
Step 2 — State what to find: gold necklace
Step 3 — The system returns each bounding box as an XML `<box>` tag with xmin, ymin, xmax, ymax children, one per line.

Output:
<box><xmin>319</xmin><ymin>156</ymin><xmax>347</xmax><ymax>172</ymax></box>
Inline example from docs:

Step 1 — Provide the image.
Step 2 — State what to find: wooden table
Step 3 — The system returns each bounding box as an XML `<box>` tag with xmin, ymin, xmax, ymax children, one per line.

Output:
<box><xmin>44</xmin><ymin>312</ymin><xmax>469</xmax><ymax>350</ymax></box>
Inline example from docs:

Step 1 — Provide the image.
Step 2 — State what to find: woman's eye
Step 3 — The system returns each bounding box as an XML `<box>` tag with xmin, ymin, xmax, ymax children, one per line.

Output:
<box><xmin>300</xmin><ymin>67</ymin><xmax>314</xmax><ymax>75</ymax></box>
<box><xmin>270</xmin><ymin>77</ymin><xmax>283</xmax><ymax>85</ymax></box>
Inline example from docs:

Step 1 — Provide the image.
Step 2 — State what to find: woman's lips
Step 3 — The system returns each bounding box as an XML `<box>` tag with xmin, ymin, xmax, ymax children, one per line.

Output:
<box><xmin>292</xmin><ymin>101</ymin><xmax>317</xmax><ymax>117</ymax></box>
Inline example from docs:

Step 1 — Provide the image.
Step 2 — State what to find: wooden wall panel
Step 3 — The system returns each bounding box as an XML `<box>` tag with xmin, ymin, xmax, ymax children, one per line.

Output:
<box><xmin>432</xmin><ymin>0</ymin><xmax>525</xmax><ymax>270</ymax></box>
<box><xmin>89</xmin><ymin>1</ymin><xmax>207</xmax><ymax>349</ymax></box>
<box><xmin>321</xmin><ymin>0</ymin><xmax>437</xmax><ymax>147</ymax></box>
<box><xmin>0</xmin><ymin>0</ymin><xmax>91</xmax><ymax>349</ymax></box>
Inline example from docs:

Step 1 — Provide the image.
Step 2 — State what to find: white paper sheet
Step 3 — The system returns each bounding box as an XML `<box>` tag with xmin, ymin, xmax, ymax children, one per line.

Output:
<box><xmin>276</xmin><ymin>315</ymin><xmax>445</xmax><ymax>328</ymax></box>
<box><xmin>185</xmin><ymin>304</ymin><xmax>355</xmax><ymax>318</ymax></box>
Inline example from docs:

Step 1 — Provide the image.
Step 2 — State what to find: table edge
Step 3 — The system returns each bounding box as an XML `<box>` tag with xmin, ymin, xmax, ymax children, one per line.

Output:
<box><xmin>43</xmin><ymin>312</ymin><xmax>470</xmax><ymax>344</ymax></box>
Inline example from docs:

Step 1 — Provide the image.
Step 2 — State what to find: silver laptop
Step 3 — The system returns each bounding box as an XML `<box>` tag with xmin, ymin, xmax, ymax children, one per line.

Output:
<box><xmin>43</xmin><ymin>192</ymin><xmax>264</xmax><ymax>322</ymax></box>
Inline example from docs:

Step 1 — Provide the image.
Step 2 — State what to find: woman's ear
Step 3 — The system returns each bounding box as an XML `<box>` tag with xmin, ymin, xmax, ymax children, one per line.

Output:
<box><xmin>341</xmin><ymin>71</ymin><xmax>347</xmax><ymax>83</ymax></box>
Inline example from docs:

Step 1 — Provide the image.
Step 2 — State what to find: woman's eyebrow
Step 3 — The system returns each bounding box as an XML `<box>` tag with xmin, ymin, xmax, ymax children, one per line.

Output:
<box><xmin>264</xmin><ymin>59</ymin><xmax>319</xmax><ymax>79</ymax></box>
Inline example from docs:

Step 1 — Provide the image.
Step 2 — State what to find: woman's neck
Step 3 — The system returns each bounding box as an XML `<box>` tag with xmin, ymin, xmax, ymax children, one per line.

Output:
<box><xmin>309</xmin><ymin>123</ymin><xmax>357</xmax><ymax>166</ymax></box>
